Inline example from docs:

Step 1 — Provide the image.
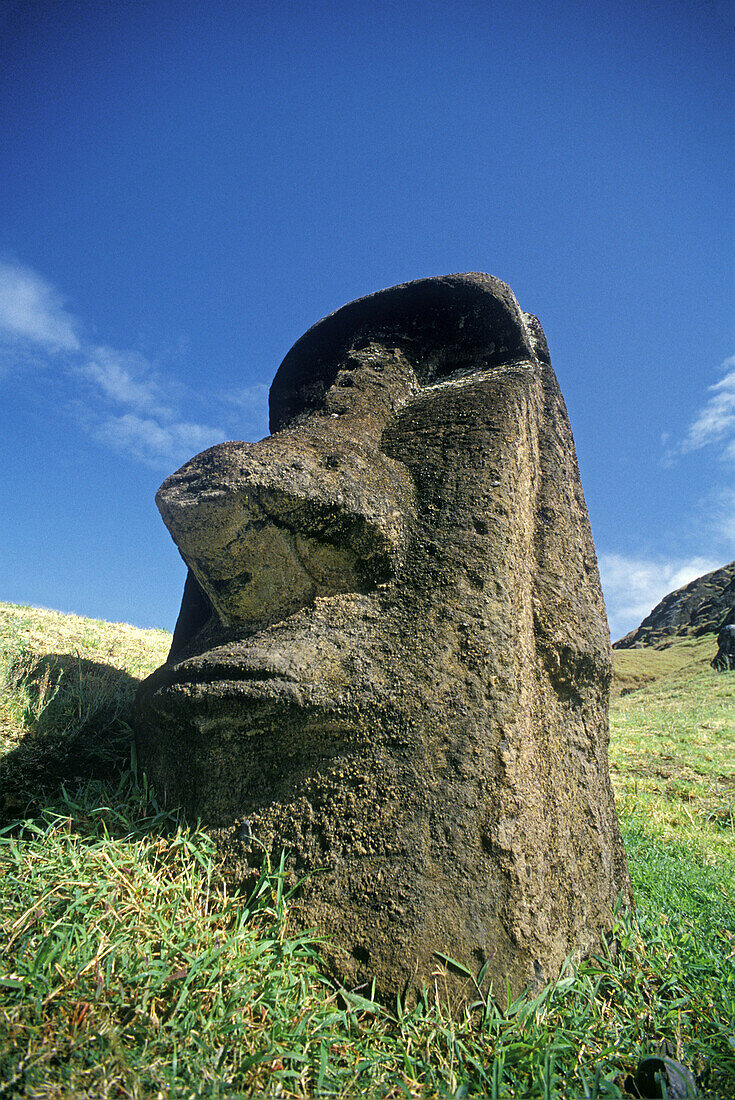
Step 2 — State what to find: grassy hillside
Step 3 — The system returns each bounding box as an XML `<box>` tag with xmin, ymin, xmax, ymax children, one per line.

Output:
<box><xmin>610</xmin><ymin>632</ymin><xmax>735</xmax><ymax>877</ymax></box>
<box><xmin>0</xmin><ymin>603</ymin><xmax>170</xmax><ymax>820</ymax></box>
<box><xmin>0</xmin><ymin>603</ymin><xmax>733</xmax><ymax>1098</ymax></box>
<box><xmin>612</xmin><ymin>633</ymin><xmax>718</xmax><ymax>697</ymax></box>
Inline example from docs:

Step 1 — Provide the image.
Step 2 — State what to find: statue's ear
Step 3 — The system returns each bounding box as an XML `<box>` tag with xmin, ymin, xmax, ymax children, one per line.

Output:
<box><xmin>168</xmin><ymin>568</ymin><xmax>213</xmax><ymax>661</ymax></box>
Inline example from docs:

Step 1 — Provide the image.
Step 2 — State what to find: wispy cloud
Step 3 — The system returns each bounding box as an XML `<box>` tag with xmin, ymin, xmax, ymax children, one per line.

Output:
<box><xmin>80</xmin><ymin>346</ymin><xmax>174</xmax><ymax>419</ymax></box>
<box><xmin>598</xmin><ymin>552</ymin><xmax>720</xmax><ymax>641</ymax></box>
<box><xmin>668</xmin><ymin>356</ymin><xmax>735</xmax><ymax>578</ymax></box>
<box><xmin>0</xmin><ymin>259</ymin><xmax>80</xmax><ymax>352</ymax></box>
<box><xmin>0</xmin><ymin>258</ymin><xmax>228</xmax><ymax>468</ymax></box>
<box><xmin>93</xmin><ymin>414</ymin><xmax>225</xmax><ymax>468</ymax></box>
<box><xmin>701</xmin><ymin>486</ymin><xmax>735</xmax><ymax>549</ymax></box>
<box><xmin>681</xmin><ymin>355</ymin><xmax>735</xmax><ymax>457</ymax></box>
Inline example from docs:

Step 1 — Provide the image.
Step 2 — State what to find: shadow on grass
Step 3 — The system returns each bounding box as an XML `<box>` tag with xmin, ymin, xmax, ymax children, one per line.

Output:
<box><xmin>0</xmin><ymin>651</ymin><xmax>143</xmax><ymax>825</ymax></box>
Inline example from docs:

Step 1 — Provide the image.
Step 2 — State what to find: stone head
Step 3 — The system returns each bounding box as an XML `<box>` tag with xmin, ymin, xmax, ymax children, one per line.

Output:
<box><xmin>135</xmin><ymin>273</ymin><xmax>630</xmax><ymax>1006</ymax></box>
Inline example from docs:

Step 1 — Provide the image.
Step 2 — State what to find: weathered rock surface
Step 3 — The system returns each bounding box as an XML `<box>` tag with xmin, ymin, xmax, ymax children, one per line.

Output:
<box><xmin>135</xmin><ymin>273</ymin><xmax>631</xmax><ymax>1008</ymax></box>
<box><xmin>614</xmin><ymin>562</ymin><xmax>735</xmax><ymax>649</ymax></box>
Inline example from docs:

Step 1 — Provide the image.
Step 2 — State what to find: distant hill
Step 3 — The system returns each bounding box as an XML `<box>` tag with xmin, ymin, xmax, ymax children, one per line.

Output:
<box><xmin>613</xmin><ymin>561</ymin><xmax>735</xmax><ymax>649</ymax></box>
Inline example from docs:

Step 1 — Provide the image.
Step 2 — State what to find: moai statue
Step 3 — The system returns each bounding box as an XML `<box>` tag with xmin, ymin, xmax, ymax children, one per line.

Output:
<box><xmin>136</xmin><ymin>274</ymin><xmax>631</xmax><ymax>1006</ymax></box>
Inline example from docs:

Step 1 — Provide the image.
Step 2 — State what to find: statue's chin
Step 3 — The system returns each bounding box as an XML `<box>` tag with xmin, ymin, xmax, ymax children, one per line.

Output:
<box><xmin>134</xmin><ymin>655</ymin><xmax>391</xmax><ymax>831</ymax></box>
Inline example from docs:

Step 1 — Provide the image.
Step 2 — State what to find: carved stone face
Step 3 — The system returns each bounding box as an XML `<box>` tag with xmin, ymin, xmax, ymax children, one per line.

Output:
<box><xmin>135</xmin><ymin>273</ymin><xmax>630</xmax><ymax>1007</ymax></box>
<box><xmin>148</xmin><ymin>275</ymin><xmax>554</xmax><ymax>755</ymax></box>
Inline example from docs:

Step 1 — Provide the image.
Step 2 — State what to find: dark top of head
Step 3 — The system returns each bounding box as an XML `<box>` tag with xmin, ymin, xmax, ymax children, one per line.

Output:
<box><xmin>269</xmin><ymin>273</ymin><xmax>546</xmax><ymax>433</ymax></box>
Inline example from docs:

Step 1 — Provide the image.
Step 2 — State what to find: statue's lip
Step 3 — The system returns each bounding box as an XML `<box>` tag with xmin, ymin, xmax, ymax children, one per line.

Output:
<box><xmin>160</xmin><ymin>662</ymin><xmax>298</xmax><ymax>688</ymax></box>
<box><xmin>144</xmin><ymin>658</ymin><xmax>338</xmax><ymax>713</ymax></box>
<box><xmin>145</xmin><ymin>662</ymin><xmax>311</xmax><ymax>710</ymax></box>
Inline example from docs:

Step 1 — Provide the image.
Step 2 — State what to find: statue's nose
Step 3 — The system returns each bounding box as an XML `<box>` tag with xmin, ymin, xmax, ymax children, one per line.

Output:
<box><xmin>156</xmin><ymin>432</ymin><xmax>414</xmax><ymax>628</ymax></box>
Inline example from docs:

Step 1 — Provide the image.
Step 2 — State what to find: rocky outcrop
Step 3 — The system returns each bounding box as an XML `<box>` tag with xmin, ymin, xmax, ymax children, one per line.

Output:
<box><xmin>614</xmin><ymin>562</ymin><xmax>735</xmax><ymax>649</ymax></box>
<box><xmin>135</xmin><ymin>273</ymin><xmax>631</xmax><ymax>1008</ymax></box>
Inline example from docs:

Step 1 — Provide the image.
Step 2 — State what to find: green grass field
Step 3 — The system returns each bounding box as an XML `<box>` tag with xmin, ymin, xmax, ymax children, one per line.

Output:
<box><xmin>0</xmin><ymin>602</ymin><xmax>733</xmax><ymax>1098</ymax></box>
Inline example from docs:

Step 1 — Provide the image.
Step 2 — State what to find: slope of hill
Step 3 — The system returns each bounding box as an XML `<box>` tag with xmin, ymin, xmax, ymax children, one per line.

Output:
<box><xmin>614</xmin><ymin>561</ymin><xmax>735</xmax><ymax>649</ymax></box>
<box><xmin>611</xmin><ymin>631</ymin><xmax>718</xmax><ymax>695</ymax></box>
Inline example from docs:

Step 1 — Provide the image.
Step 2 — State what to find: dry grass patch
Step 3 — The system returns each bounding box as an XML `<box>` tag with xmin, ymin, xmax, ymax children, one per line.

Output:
<box><xmin>0</xmin><ymin>602</ymin><xmax>170</xmax><ymax>685</ymax></box>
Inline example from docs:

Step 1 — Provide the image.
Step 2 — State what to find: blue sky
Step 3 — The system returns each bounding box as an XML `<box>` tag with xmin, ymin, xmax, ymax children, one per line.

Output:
<box><xmin>1</xmin><ymin>0</ymin><xmax>733</xmax><ymax>640</ymax></box>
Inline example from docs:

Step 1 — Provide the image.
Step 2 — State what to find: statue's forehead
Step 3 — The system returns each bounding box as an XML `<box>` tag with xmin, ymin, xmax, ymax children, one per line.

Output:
<box><xmin>269</xmin><ymin>273</ymin><xmax>544</xmax><ymax>433</ymax></box>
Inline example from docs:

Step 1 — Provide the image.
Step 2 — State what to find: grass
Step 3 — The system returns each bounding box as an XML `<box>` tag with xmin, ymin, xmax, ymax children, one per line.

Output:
<box><xmin>610</xmin><ymin>634</ymin><xmax>735</xmax><ymax>877</ymax></box>
<box><xmin>0</xmin><ymin>602</ymin><xmax>733</xmax><ymax>1098</ymax></box>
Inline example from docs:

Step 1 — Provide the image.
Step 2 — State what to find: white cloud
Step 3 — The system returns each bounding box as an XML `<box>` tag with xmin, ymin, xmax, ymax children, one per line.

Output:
<box><xmin>80</xmin><ymin>350</ymin><xmax>227</xmax><ymax>468</ymax></box>
<box><xmin>706</xmin><ymin>486</ymin><xmax>735</xmax><ymax>546</ymax></box>
<box><xmin>598</xmin><ymin>552</ymin><xmax>721</xmax><ymax>641</ymax></box>
<box><xmin>0</xmin><ymin>258</ymin><xmax>228</xmax><ymax>468</ymax></box>
<box><xmin>94</xmin><ymin>414</ymin><xmax>226</xmax><ymax>469</ymax></box>
<box><xmin>80</xmin><ymin>346</ymin><xmax>173</xmax><ymax>418</ymax></box>
<box><xmin>682</xmin><ymin>355</ymin><xmax>735</xmax><ymax>455</ymax></box>
<box><xmin>0</xmin><ymin>259</ymin><xmax>80</xmax><ymax>352</ymax></box>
